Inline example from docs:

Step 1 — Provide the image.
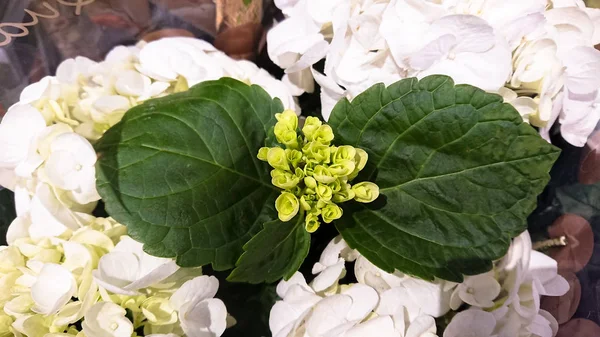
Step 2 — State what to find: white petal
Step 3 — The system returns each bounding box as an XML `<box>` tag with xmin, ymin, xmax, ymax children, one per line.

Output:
<box><xmin>269</xmin><ymin>300</ymin><xmax>305</xmax><ymax>336</ymax></box>
<box><xmin>311</xmin><ymin>68</ymin><xmax>345</xmax><ymax>121</ymax></box>
<box><xmin>20</xmin><ymin>77</ymin><xmax>55</xmax><ymax>103</ymax></box>
<box><xmin>429</xmin><ymin>15</ymin><xmax>495</xmax><ymax>54</ymax></box>
<box><xmin>306</xmin><ymin>294</ymin><xmax>352</xmax><ymax>336</ymax></box>
<box><xmin>29</xmin><ymin>184</ymin><xmax>76</xmax><ymax>237</ymax></box>
<box><xmin>344</xmin><ymin>316</ymin><xmax>397</xmax><ymax>337</ymax></box>
<box><xmin>50</xmin><ymin>133</ymin><xmax>97</xmax><ymax>167</ymax></box>
<box><xmin>406</xmin><ymin>315</ymin><xmax>436</xmax><ymax>337</ymax></box>
<box><xmin>444</xmin><ymin>310</ymin><xmax>496</xmax><ymax>337</ymax></box>
<box><xmin>45</xmin><ymin>151</ymin><xmax>80</xmax><ymax>190</ymax></box>
<box><xmin>124</xmin><ymin>259</ymin><xmax>179</xmax><ymax>292</ymax></box>
<box><xmin>93</xmin><ymin>251</ymin><xmax>140</xmax><ymax>295</ymax></box>
<box><xmin>342</xmin><ymin>283</ymin><xmax>379</xmax><ymax>321</ymax></box>
<box><xmin>409</xmin><ymin>34</ymin><xmax>457</xmax><ymax>70</ymax></box>
<box><xmin>115</xmin><ymin>70</ymin><xmax>152</xmax><ymax>97</ymax></box>
<box><xmin>311</xmin><ymin>260</ymin><xmax>345</xmax><ymax>293</ymax></box>
<box><xmin>180</xmin><ymin>298</ymin><xmax>227</xmax><ymax>337</ymax></box>
<box><xmin>170</xmin><ymin>275</ymin><xmax>219</xmax><ymax>311</ymax></box>
<box><xmin>282</xmin><ymin>69</ymin><xmax>315</xmax><ymax>96</ymax></box>
<box><xmin>0</xmin><ymin>104</ymin><xmax>46</xmax><ymax>169</ymax></box>
<box><xmin>276</xmin><ymin>272</ymin><xmax>312</xmax><ymax>299</ymax></box>
<box><xmin>563</xmin><ymin>46</ymin><xmax>600</xmax><ymax>95</ymax></box>
<box><xmin>403</xmin><ymin>278</ymin><xmax>453</xmax><ymax>317</ymax></box>
<box><xmin>6</xmin><ymin>214</ymin><xmax>31</xmax><ymax>244</ymax></box>
<box><xmin>31</xmin><ymin>263</ymin><xmax>77</xmax><ymax>315</ymax></box>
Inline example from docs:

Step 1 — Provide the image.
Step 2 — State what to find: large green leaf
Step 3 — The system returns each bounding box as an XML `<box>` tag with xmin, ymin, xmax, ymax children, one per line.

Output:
<box><xmin>328</xmin><ymin>75</ymin><xmax>560</xmax><ymax>282</ymax></box>
<box><xmin>228</xmin><ymin>214</ymin><xmax>310</xmax><ymax>283</ymax></box>
<box><xmin>96</xmin><ymin>78</ymin><xmax>285</xmax><ymax>276</ymax></box>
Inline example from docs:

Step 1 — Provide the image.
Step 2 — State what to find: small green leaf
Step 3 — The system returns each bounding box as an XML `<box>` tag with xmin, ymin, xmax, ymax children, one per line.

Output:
<box><xmin>228</xmin><ymin>213</ymin><xmax>310</xmax><ymax>283</ymax></box>
<box><xmin>96</xmin><ymin>78</ymin><xmax>283</xmax><ymax>271</ymax></box>
<box><xmin>243</xmin><ymin>0</ymin><xmax>252</xmax><ymax>6</ymax></box>
<box><xmin>0</xmin><ymin>188</ymin><xmax>16</xmax><ymax>245</ymax></box>
<box><xmin>328</xmin><ymin>75</ymin><xmax>560</xmax><ymax>282</ymax></box>
<box><xmin>557</xmin><ymin>182</ymin><xmax>600</xmax><ymax>221</ymax></box>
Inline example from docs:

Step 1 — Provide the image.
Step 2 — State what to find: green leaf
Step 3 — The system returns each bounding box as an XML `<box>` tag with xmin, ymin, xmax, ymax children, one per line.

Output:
<box><xmin>328</xmin><ymin>75</ymin><xmax>560</xmax><ymax>282</ymax></box>
<box><xmin>96</xmin><ymin>78</ymin><xmax>284</xmax><ymax>275</ymax></box>
<box><xmin>557</xmin><ymin>182</ymin><xmax>600</xmax><ymax>221</ymax></box>
<box><xmin>0</xmin><ymin>188</ymin><xmax>16</xmax><ymax>245</ymax></box>
<box><xmin>243</xmin><ymin>0</ymin><xmax>253</xmax><ymax>5</ymax></box>
<box><xmin>228</xmin><ymin>213</ymin><xmax>310</xmax><ymax>283</ymax></box>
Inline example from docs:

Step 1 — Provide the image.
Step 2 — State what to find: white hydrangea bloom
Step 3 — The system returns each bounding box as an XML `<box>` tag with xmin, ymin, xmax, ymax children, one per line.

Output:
<box><xmin>268</xmin><ymin>0</ymin><xmax>600</xmax><ymax>146</ymax></box>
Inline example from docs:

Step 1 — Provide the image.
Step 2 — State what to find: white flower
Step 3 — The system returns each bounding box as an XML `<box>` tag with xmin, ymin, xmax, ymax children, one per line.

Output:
<box><xmin>443</xmin><ymin>309</ymin><xmax>496</xmax><ymax>337</ymax></box>
<box><xmin>169</xmin><ymin>275</ymin><xmax>227</xmax><ymax>337</ymax></box>
<box><xmin>30</xmin><ymin>263</ymin><xmax>77</xmax><ymax>315</ymax></box>
<box><xmin>311</xmin><ymin>235</ymin><xmax>357</xmax><ymax>293</ymax></box>
<box><xmin>43</xmin><ymin>132</ymin><xmax>100</xmax><ymax>204</ymax></box>
<box><xmin>0</xmin><ymin>105</ymin><xmax>46</xmax><ymax>176</ymax></box>
<box><xmin>449</xmin><ymin>273</ymin><xmax>501</xmax><ymax>309</ymax></box>
<box><xmin>93</xmin><ymin>236</ymin><xmax>179</xmax><ymax>295</ymax></box>
<box><xmin>82</xmin><ymin>301</ymin><xmax>134</xmax><ymax>337</ymax></box>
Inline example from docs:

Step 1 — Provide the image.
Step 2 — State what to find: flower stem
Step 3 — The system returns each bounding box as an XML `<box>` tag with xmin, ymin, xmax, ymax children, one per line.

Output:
<box><xmin>533</xmin><ymin>236</ymin><xmax>567</xmax><ymax>251</ymax></box>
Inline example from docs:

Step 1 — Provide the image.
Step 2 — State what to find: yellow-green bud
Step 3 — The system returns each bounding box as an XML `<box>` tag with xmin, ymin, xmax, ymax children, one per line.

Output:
<box><xmin>302</xmin><ymin>141</ymin><xmax>331</xmax><ymax>163</ymax></box>
<box><xmin>313</xmin><ymin>125</ymin><xmax>334</xmax><ymax>144</ymax></box>
<box><xmin>333</xmin><ymin>146</ymin><xmax>356</xmax><ymax>163</ymax></box>
<box><xmin>286</xmin><ymin>149</ymin><xmax>303</xmax><ymax>168</ymax></box>
<box><xmin>304</xmin><ymin>176</ymin><xmax>317</xmax><ymax>189</ymax></box>
<box><xmin>313</xmin><ymin>165</ymin><xmax>337</xmax><ymax>184</ymax></box>
<box><xmin>316</xmin><ymin>184</ymin><xmax>333</xmax><ymax>201</ymax></box>
<box><xmin>271</xmin><ymin>169</ymin><xmax>300</xmax><ymax>190</ymax></box>
<box><xmin>305</xmin><ymin>212</ymin><xmax>321</xmax><ymax>233</ymax></box>
<box><xmin>349</xmin><ymin>148</ymin><xmax>369</xmax><ymax>179</ymax></box>
<box><xmin>302</xmin><ymin>116</ymin><xmax>322</xmax><ymax>141</ymax></box>
<box><xmin>257</xmin><ymin>147</ymin><xmax>269</xmax><ymax>161</ymax></box>
<box><xmin>267</xmin><ymin>147</ymin><xmax>290</xmax><ymax>171</ymax></box>
<box><xmin>275</xmin><ymin>123</ymin><xmax>299</xmax><ymax>148</ymax></box>
<box><xmin>275</xmin><ymin>109</ymin><xmax>298</xmax><ymax>130</ymax></box>
<box><xmin>332</xmin><ymin>183</ymin><xmax>355</xmax><ymax>203</ymax></box>
<box><xmin>304</xmin><ymin>160</ymin><xmax>318</xmax><ymax>177</ymax></box>
<box><xmin>294</xmin><ymin>167</ymin><xmax>305</xmax><ymax>180</ymax></box>
<box><xmin>300</xmin><ymin>195</ymin><xmax>312</xmax><ymax>211</ymax></box>
<box><xmin>329</xmin><ymin>179</ymin><xmax>342</xmax><ymax>193</ymax></box>
<box><xmin>328</xmin><ymin>160</ymin><xmax>356</xmax><ymax>177</ymax></box>
<box><xmin>321</xmin><ymin>203</ymin><xmax>343</xmax><ymax>223</ymax></box>
<box><xmin>352</xmin><ymin>182</ymin><xmax>380</xmax><ymax>203</ymax></box>
<box><xmin>141</xmin><ymin>296</ymin><xmax>177</xmax><ymax>325</ymax></box>
<box><xmin>276</xmin><ymin>192</ymin><xmax>300</xmax><ymax>222</ymax></box>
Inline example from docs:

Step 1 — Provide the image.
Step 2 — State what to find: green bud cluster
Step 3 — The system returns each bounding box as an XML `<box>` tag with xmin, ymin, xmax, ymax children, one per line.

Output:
<box><xmin>258</xmin><ymin>110</ymin><xmax>380</xmax><ymax>233</ymax></box>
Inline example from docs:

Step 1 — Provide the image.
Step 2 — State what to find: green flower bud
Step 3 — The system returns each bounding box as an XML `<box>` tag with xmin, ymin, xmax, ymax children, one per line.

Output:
<box><xmin>305</xmin><ymin>212</ymin><xmax>321</xmax><ymax>233</ymax></box>
<box><xmin>329</xmin><ymin>179</ymin><xmax>342</xmax><ymax>193</ymax></box>
<box><xmin>328</xmin><ymin>160</ymin><xmax>356</xmax><ymax>177</ymax></box>
<box><xmin>275</xmin><ymin>123</ymin><xmax>299</xmax><ymax>148</ymax></box>
<box><xmin>302</xmin><ymin>116</ymin><xmax>322</xmax><ymax>141</ymax></box>
<box><xmin>275</xmin><ymin>109</ymin><xmax>298</xmax><ymax>131</ymax></box>
<box><xmin>302</xmin><ymin>141</ymin><xmax>331</xmax><ymax>163</ymax></box>
<box><xmin>321</xmin><ymin>203</ymin><xmax>343</xmax><ymax>223</ymax></box>
<box><xmin>304</xmin><ymin>176</ymin><xmax>317</xmax><ymax>189</ymax></box>
<box><xmin>276</xmin><ymin>192</ymin><xmax>300</xmax><ymax>222</ymax></box>
<box><xmin>332</xmin><ymin>187</ymin><xmax>355</xmax><ymax>203</ymax></box>
<box><xmin>304</xmin><ymin>160</ymin><xmax>318</xmax><ymax>177</ymax></box>
<box><xmin>286</xmin><ymin>149</ymin><xmax>303</xmax><ymax>168</ymax></box>
<box><xmin>300</xmin><ymin>195</ymin><xmax>313</xmax><ymax>211</ymax></box>
<box><xmin>294</xmin><ymin>167</ymin><xmax>305</xmax><ymax>180</ymax></box>
<box><xmin>333</xmin><ymin>146</ymin><xmax>356</xmax><ymax>163</ymax></box>
<box><xmin>267</xmin><ymin>147</ymin><xmax>290</xmax><ymax>171</ymax></box>
<box><xmin>313</xmin><ymin>125</ymin><xmax>334</xmax><ymax>144</ymax></box>
<box><xmin>352</xmin><ymin>182</ymin><xmax>380</xmax><ymax>203</ymax></box>
<box><xmin>313</xmin><ymin>165</ymin><xmax>337</xmax><ymax>184</ymax></box>
<box><xmin>316</xmin><ymin>184</ymin><xmax>333</xmax><ymax>201</ymax></box>
<box><xmin>349</xmin><ymin>148</ymin><xmax>369</xmax><ymax>179</ymax></box>
<box><xmin>271</xmin><ymin>169</ymin><xmax>300</xmax><ymax>190</ymax></box>
<box><xmin>257</xmin><ymin>147</ymin><xmax>269</xmax><ymax>161</ymax></box>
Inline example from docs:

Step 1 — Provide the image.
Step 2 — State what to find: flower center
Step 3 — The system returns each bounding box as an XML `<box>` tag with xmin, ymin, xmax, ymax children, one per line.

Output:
<box><xmin>466</xmin><ymin>287</ymin><xmax>474</xmax><ymax>294</ymax></box>
<box><xmin>75</xmin><ymin>164</ymin><xmax>82</xmax><ymax>171</ymax></box>
<box><xmin>448</xmin><ymin>52</ymin><xmax>456</xmax><ymax>60</ymax></box>
<box><xmin>110</xmin><ymin>322</ymin><xmax>118</xmax><ymax>330</ymax></box>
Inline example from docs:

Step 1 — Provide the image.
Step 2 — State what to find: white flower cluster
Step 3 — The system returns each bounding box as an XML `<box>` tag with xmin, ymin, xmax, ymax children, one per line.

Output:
<box><xmin>268</xmin><ymin>0</ymin><xmax>600</xmax><ymax>146</ymax></box>
<box><xmin>0</xmin><ymin>216</ymin><xmax>227</xmax><ymax>337</ymax></box>
<box><xmin>270</xmin><ymin>232</ymin><xmax>568</xmax><ymax>337</ymax></box>
<box><xmin>0</xmin><ymin>36</ymin><xmax>297</xmax><ymax>337</ymax></box>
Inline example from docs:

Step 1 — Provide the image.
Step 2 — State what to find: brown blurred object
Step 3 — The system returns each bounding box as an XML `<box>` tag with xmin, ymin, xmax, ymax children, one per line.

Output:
<box><xmin>541</xmin><ymin>271</ymin><xmax>581</xmax><ymax>324</ymax></box>
<box><xmin>557</xmin><ymin>318</ymin><xmax>600</xmax><ymax>337</ymax></box>
<box><xmin>86</xmin><ymin>0</ymin><xmax>152</xmax><ymax>33</ymax></box>
<box><xmin>214</xmin><ymin>0</ymin><xmax>264</xmax><ymax>59</ymax></box>
<box><xmin>151</xmin><ymin>0</ymin><xmax>217</xmax><ymax>36</ymax></box>
<box><xmin>142</xmin><ymin>28</ymin><xmax>195</xmax><ymax>42</ymax></box>
<box><xmin>579</xmin><ymin>130</ymin><xmax>600</xmax><ymax>184</ymax></box>
<box><xmin>548</xmin><ymin>214</ymin><xmax>594</xmax><ymax>273</ymax></box>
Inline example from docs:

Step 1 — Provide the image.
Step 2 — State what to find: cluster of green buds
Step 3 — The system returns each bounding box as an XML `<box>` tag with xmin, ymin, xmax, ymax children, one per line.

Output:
<box><xmin>258</xmin><ymin>110</ymin><xmax>380</xmax><ymax>233</ymax></box>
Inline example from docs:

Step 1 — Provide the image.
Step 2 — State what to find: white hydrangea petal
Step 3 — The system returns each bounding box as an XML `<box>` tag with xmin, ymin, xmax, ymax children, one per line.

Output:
<box><xmin>562</xmin><ymin>46</ymin><xmax>600</xmax><ymax>95</ymax></box>
<box><xmin>29</xmin><ymin>184</ymin><xmax>77</xmax><ymax>238</ymax></box>
<box><xmin>429</xmin><ymin>14</ymin><xmax>495</xmax><ymax>54</ymax></box>
<box><xmin>82</xmin><ymin>302</ymin><xmax>133</xmax><ymax>337</ymax></box>
<box><xmin>342</xmin><ymin>283</ymin><xmax>379</xmax><ymax>321</ymax></box>
<box><xmin>170</xmin><ymin>276</ymin><xmax>220</xmax><ymax>311</ymax></box>
<box><xmin>409</xmin><ymin>34</ymin><xmax>457</xmax><ymax>70</ymax></box>
<box><xmin>93</xmin><ymin>251</ymin><xmax>140</xmax><ymax>295</ymax></box>
<box><xmin>406</xmin><ymin>314</ymin><xmax>436</xmax><ymax>337</ymax></box>
<box><xmin>179</xmin><ymin>298</ymin><xmax>227</xmax><ymax>337</ymax></box>
<box><xmin>0</xmin><ymin>105</ymin><xmax>46</xmax><ymax>169</ymax></box>
<box><xmin>444</xmin><ymin>310</ymin><xmax>496</xmax><ymax>337</ymax></box>
<box><xmin>124</xmin><ymin>259</ymin><xmax>179</xmax><ymax>292</ymax></box>
<box><xmin>6</xmin><ymin>214</ymin><xmax>31</xmax><ymax>244</ymax></box>
<box><xmin>311</xmin><ymin>259</ymin><xmax>345</xmax><ymax>292</ymax></box>
<box><xmin>19</xmin><ymin>77</ymin><xmax>56</xmax><ymax>104</ymax></box>
<box><xmin>115</xmin><ymin>70</ymin><xmax>151</xmax><ymax>97</ymax></box>
<box><xmin>276</xmin><ymin>272</ymin><xmax>312</xmax><ymax>299</ymax></box>
<box><xmin>344</xmin><ymin>316</ymin><xmax>397</xmax><ymax>337</ymax></box>
<box><xmin>31</xmin><ymin>263</ymin><xmax>77</xmax><ymax>315</ymax></box>
<box><xmin>270</xmin><ymin>300</ymin><xmax>305</xmax><ymax>336</ymax></box>
<box><xmin>403</xmin><ymin>278</ymin><xmax>453</xmax><ymax>317</ymax></box>
<box><xmin>306</xmin><ymin>294</ymin><xmax>352</xmax><ymax>336</ymax></box>
<box><xmin>311</xmin><ymin>68</ymin><xmax>345</xmax><ymax>121</ymax></box>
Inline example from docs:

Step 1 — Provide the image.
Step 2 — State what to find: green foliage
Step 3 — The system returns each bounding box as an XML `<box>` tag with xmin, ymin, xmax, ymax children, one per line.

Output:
<box><xmin>328</xmin><ymin>75</ymin><xmax>560</xmax><ymax>282</ymax></box>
